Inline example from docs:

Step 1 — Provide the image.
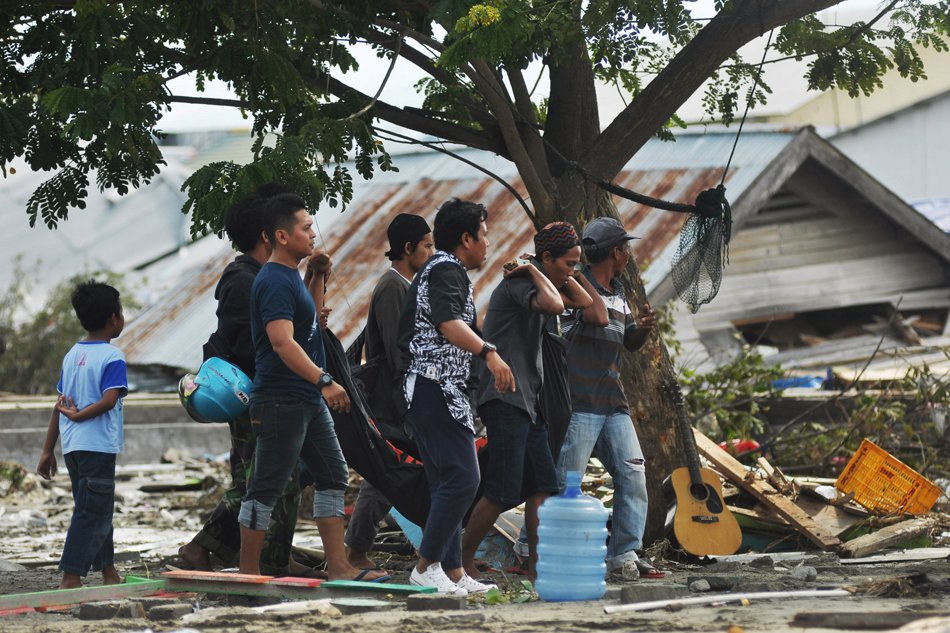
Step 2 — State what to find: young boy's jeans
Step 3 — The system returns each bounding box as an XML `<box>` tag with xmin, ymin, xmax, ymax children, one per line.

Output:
<box><xmin>60</xmin><ymin>450</ymin><xmax>116</xmax><ymax>576</ymax></box>
<box><xmin>555</xmin><ymin>411</ymin><xmax>648</xmax><ymax>572</ymax></box>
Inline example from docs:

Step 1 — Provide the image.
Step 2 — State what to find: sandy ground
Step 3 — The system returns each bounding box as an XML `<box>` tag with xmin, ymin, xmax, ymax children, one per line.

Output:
<box><xmin>0</xmin><ymin>562</ymin><xmax>950</xmax><ymax>633</ymax></box>
<box><xmin>2</xmin><ymin>462</ymin><xmax>949</xmax><ymax>632</ymax></box>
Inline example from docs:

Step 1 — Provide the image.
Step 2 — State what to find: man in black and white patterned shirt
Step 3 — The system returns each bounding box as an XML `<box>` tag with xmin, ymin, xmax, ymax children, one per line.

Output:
<box><xmin>398</xmin><ymin>198</ymin><xmax>513</xmax><ymax>596</ymax></box>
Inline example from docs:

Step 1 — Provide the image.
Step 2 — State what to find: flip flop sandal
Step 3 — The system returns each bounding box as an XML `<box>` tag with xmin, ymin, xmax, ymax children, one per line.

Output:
<box><xmin>352</xmin><ymin>569</ymin><xmax>391</xmax><ymax>583</ymax></box>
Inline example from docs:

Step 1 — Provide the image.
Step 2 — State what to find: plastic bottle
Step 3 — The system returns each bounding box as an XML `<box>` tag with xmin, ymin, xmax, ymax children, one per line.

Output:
<box><xmin>535</xmin><ymin>470</ymin><xmax>609</xmax><ymax>601</ymax></box>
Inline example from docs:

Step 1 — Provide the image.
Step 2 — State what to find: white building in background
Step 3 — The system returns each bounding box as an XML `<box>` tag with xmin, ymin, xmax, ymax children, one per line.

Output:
<box><xmin>831</xmin><ymin>90</ymin><xmax>950</xmax><ymax>207</ymax></box>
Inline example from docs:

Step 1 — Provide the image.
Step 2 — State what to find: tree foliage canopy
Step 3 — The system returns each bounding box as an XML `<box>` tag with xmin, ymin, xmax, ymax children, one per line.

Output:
<box><xmin>2</xmin><ymin>0</ymin><xmax>946</xmax><ymax>235</ymax></box>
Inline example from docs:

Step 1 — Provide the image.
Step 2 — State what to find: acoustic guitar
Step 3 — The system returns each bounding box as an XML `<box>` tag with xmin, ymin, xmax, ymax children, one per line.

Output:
<box><xmin>664</xmin><ymin>379</ymin><xmax>742</xmax><ymax>556</ymax></box>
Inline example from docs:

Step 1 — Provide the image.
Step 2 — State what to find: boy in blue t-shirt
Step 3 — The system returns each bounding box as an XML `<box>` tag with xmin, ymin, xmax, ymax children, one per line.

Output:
<box><xmin>37</xmin><ymin>281</ymin><xmax>127</xmax><ymax>589</ymax></box>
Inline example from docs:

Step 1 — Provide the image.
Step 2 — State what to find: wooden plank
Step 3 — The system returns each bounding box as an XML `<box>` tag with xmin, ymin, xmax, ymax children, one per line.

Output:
<box><xmin>839</xmin><ymin>517</ymin><xmax>936</xmax><ymax>559</ymax></box>
<box><xmin>321</xmin><ymin>580</ymin><xmax>433</xmax><ymax>595</ymax></box>
<box><xmin>757</xmin><ymin>456</ymin><xmax>793</xmax><ymax>493</ymax></box>
<box><xmin>163</xmin><ymin>577</ymin><xmax>330</xmax><ymax>601</ymax></box>
<box><xmin>0</xmin><ymin>576</ymin><xmax>166</xmax><ymax>611</ymax></box>
<box><xmin>161</xmin><ymin>575</ymin><xmax>433</xmax><ymax>601</ymax></box>
<box><xmin>839</xmin><ymin>547</ymin><xmax>950</xmax><ymax>565</ymax></box>
<box><xmin>693</xmin><ymin>429</ymin><xmax>843</xmax><ymax>551</ymax></box>
<box><xmin>269</xmin><ymin>576</ymin><xmax>324</xmax><ymax>588</ymax></box>
<box><xmin>161</xmin><ymin>569</ymin><xmax>273</xmax><ymax>584</ymax></box>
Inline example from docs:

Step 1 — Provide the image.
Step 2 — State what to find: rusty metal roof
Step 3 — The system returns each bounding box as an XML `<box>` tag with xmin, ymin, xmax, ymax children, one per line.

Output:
<box><xmin>122</xmin><ymin>129</ymin><xmax>795</xmax><ymax>370</ymax></box>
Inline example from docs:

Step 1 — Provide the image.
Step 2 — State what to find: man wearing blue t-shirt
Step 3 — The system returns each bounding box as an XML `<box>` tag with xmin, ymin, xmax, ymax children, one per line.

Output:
<box><xmin>237</xmin><ymin>193</ymin><xmax>386</xmax><ymax>582</ymax></box>
<box><xmin>37</xmin><ymin>281</ymin><xmax>127</xmax><ymax>589</ymax></box>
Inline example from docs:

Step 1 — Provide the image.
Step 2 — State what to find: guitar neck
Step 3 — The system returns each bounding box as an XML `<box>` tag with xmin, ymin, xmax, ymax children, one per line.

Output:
<box><xmin>665</xmin><ymin>379</ymin><xmax>705</xmax><ymax>486</ymax></box>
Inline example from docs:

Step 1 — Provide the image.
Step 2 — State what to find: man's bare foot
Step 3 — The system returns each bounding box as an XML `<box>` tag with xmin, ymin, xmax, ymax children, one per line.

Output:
<box><xmin>178</xmin><ymin>542</ymin><xmax>212</xmax><ymax>571</ymax></box>
<box><xmin>59</xmin><ymin>573</ymin><xmax>82</xmax><ymax>589</ymax></box>
<box><xmin>102</xmin><ymin>565</ymin><xmax>123</xmax><ymax>585</ymax></box>
<box><xmin>462</xmin><ymin>562</ymin><xmax>482</xmax><ymax>580</ymax></box>
<box><xmin>345</xmin><ymin>548</ymin><xmax>377</xmax><ymax>570</ymax></box>
<box><xmin>285</xmin><ymin>558</ymin><xmax>327</xmax><ymax>579</ymax></box>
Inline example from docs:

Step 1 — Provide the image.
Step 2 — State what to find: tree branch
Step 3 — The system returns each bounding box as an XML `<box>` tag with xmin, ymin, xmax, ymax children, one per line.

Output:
<box><xmin>469</xmin><ymin>59</ymin><xmax>553</xmax><ymax>216</ymax></box>
<box><xmin>505</xmin><ymin>66</ymin><xmax>552</xmax><ymax>184</ymax></box>
<box><xmin>361</xmin><ymin>27</ymin><xmax>456</xmax><ymax>87</ymax></box>
<box><xmin>359</xmin><ymin>27</ymin><xmax>497</xmax><ymax>129</ymax></box>
<box><xmin>583</xmin><ymin>0</ymin><xmax>848</xmax><ymax>181</ymax></box>
<box><xmin>167</xmin><ymin>95</ymin><xmax>249</xmax><ymax>108</ymax></box>
<box><xmin>314</xmin><ymin>74</ymin><xmax>507</xmax><ymax>155</ymax></box>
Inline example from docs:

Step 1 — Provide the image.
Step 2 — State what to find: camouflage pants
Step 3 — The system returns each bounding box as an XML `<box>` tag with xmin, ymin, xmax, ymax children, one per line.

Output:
<box><xmin>192</xmin><ymin>412</ymin><xmax>301</xmax><ymax>572</ymax></box>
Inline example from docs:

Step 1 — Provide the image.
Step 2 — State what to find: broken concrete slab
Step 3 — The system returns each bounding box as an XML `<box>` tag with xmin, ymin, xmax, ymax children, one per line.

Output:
<box><xmin>839</xmin><ymin>547</ymin><xmax>950</xmax><ymax>565</ymax></box>
<box><xmin>147</xmin><ymin>602</ymin><xmax>194</xmax><ymax>620</ymax></box>
<box><xmin>180</xmin><ymin>605</ymin><xmax>269</xmax><ymax>626</ymax></box>
<box><xmin>0</xmin><ymin>559</ymin><xmax>26</xmax><ymax>572</ymax></box>
<box><xmin>620</xmin><ymin>584</ymin><xmax>689</xmax><ymax>603</ymax></box>
<box><xmin>78</xmin><ymin>599</ymin><xmax>146</xmax><ymax>620</ymax></box>
<box><xmin>406</xmin><ymin>593</ymin><xmax>468</xmax><ymax>611</ymax></box>
<box><xmin>791</xmin><ymin>611</ymin><xmax>950</xmax><ymax>629</ymax></box>
<box><xmin>330</xmin><ymin>597</ymin><xmax>394</xmax><ymax>614</ymax></box>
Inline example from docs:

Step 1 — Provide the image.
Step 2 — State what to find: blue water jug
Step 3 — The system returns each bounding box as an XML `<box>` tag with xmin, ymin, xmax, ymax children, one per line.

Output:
<box><xmin>535</xmin><ymin>470</ymin><xmax>609</xmax><ymax>601</ymax></box>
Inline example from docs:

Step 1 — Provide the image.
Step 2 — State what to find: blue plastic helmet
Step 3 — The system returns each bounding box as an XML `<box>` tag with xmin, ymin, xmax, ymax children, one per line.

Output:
<box><xmin>178</xmin><ymin>357</ymin><xmax>252</xmax><ymax>423</ymax></box>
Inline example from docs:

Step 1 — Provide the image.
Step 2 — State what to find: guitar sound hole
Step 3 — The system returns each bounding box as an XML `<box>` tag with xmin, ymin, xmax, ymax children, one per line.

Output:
<box><xmin>689</xmin><ymin>483</ymin><xmax>709</xmax><ymax>502</ymax></box>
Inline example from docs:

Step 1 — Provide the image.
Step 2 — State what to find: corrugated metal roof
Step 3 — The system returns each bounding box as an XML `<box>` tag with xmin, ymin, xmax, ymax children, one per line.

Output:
<box><xmin>120</xmin><ymin>129</ymin><xmax>797</xmax><ymax>371</ymax></box>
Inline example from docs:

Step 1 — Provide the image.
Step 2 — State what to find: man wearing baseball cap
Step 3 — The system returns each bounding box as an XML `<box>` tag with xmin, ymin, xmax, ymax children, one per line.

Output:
<box><xmin>345</xmin><ymin>212</ymin><xmax>434</xmax><ymax>570</ymax></box>
<box><xmin>557</xmin><ymin>216</ymin><xmax>665</xmax><ymax>580</ymax></box>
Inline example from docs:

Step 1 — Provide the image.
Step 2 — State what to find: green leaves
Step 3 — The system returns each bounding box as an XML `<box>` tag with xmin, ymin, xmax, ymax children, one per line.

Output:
<box><xmin>0</xmin><ymin>100</ymin><xmax>30</xmax><ymax>175</ymax></box>
<box><xmin>26</xmin><ymin>165</ymin><xmax>90</xmax><ymax>229</ymax></box>
<box><xmin>181</xmin><ymin>114</ymin><xmax>394</xmax><ymax>238</ymax></box>
<box><xmin>2</xmin><ymin>0</ymin><xmax>948</xmax><ymax>235</ymax></box>
<box><xmin>775</xmin><ymin>8</ymin><xmax>948</xmax><ymax>99</ymax></box>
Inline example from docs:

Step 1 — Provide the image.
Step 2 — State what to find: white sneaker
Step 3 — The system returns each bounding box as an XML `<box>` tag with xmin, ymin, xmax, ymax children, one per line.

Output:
<box><xmin>410</xmin><ymin>563</ymin><xmax>468</xmax><ymax>596</ymax></box>
<box><xmin>454</xmin><ymin>574</ymin><xmax>497</xmax><ymax>594</ymax></box>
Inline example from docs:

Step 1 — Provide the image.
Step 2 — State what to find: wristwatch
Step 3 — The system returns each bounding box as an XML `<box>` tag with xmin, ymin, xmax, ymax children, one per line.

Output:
<box><xmin>478</xmin><ymin>342</ymin><xmax>497</xmax><ymax>359</ymax></box>
<box><xmin>316</xmin><ymin>372</ymin><xmax>334</xmax><ymax>390</ymax></box>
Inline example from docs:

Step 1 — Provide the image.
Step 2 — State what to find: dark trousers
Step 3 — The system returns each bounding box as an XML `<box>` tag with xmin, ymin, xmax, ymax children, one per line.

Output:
<box><xmin>344</xmin><ymin>480</ymin><xmax>392</xmax><ymax>553</ymax></box>
<box><xmin>344</xmin><ymin>417</ymin><xmax>400</xmax><ymax>553</ymax></box>
<box><xmin>191</xmin><ymin>411</ymin><xmax>300</xmax><ymax>571</ymax></box>
<box><xmin>60</xmin><ymin>451</ymin><xmax>116</xmax><ymax>576</ymax></box>
<box><xmin>406</xmin><ymin>377</ymin><xmax>480</xmax><ymax>569</ymax></box>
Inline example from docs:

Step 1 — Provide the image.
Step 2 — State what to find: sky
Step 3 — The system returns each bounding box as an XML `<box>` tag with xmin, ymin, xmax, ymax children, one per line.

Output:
<box><xmin>156</xmin><ymin>0</ymin><xmax>890</xmax><ymax>133</ymax></box>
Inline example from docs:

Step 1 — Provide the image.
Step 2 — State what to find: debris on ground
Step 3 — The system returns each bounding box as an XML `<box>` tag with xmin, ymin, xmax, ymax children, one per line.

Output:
<box><xmin>1</xmin><ymin>437</ymin><xmax>949</xmax><ymax>632</ymax></box>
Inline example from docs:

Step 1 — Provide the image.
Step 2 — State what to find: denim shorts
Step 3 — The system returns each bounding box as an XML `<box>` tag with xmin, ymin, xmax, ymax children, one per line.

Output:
<box><xmin>478</xmin><ymin>399</ymin><xmax>559</xmax><ymax>509</ymax></box>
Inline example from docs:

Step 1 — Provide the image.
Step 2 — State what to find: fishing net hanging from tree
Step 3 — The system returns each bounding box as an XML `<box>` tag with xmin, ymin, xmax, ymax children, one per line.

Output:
<box><xmin>671</xmin><ymin>184</ymin><xmax>733</xmax><ymax>313</ymax></box>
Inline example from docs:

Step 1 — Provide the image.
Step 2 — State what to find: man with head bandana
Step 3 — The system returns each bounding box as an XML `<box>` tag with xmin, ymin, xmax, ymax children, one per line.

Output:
<box><xmin>461</xmin><ymin>222</ymin><xmax>594</xmax><ymax>582</ymax></box>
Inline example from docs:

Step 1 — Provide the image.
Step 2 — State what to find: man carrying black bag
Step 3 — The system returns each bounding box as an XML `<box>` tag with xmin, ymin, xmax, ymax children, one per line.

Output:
<box><xmin>345</xmin><ymin>213</ymin><xmax>434</xmax><ymax>570</ymax></box>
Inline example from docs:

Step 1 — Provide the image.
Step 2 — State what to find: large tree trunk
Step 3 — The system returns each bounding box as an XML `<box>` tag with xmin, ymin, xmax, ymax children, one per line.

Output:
<box><xmin>528</xmin><ymin>14</ymin><xmax>684</xmax><ymax>546</ymax></box>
